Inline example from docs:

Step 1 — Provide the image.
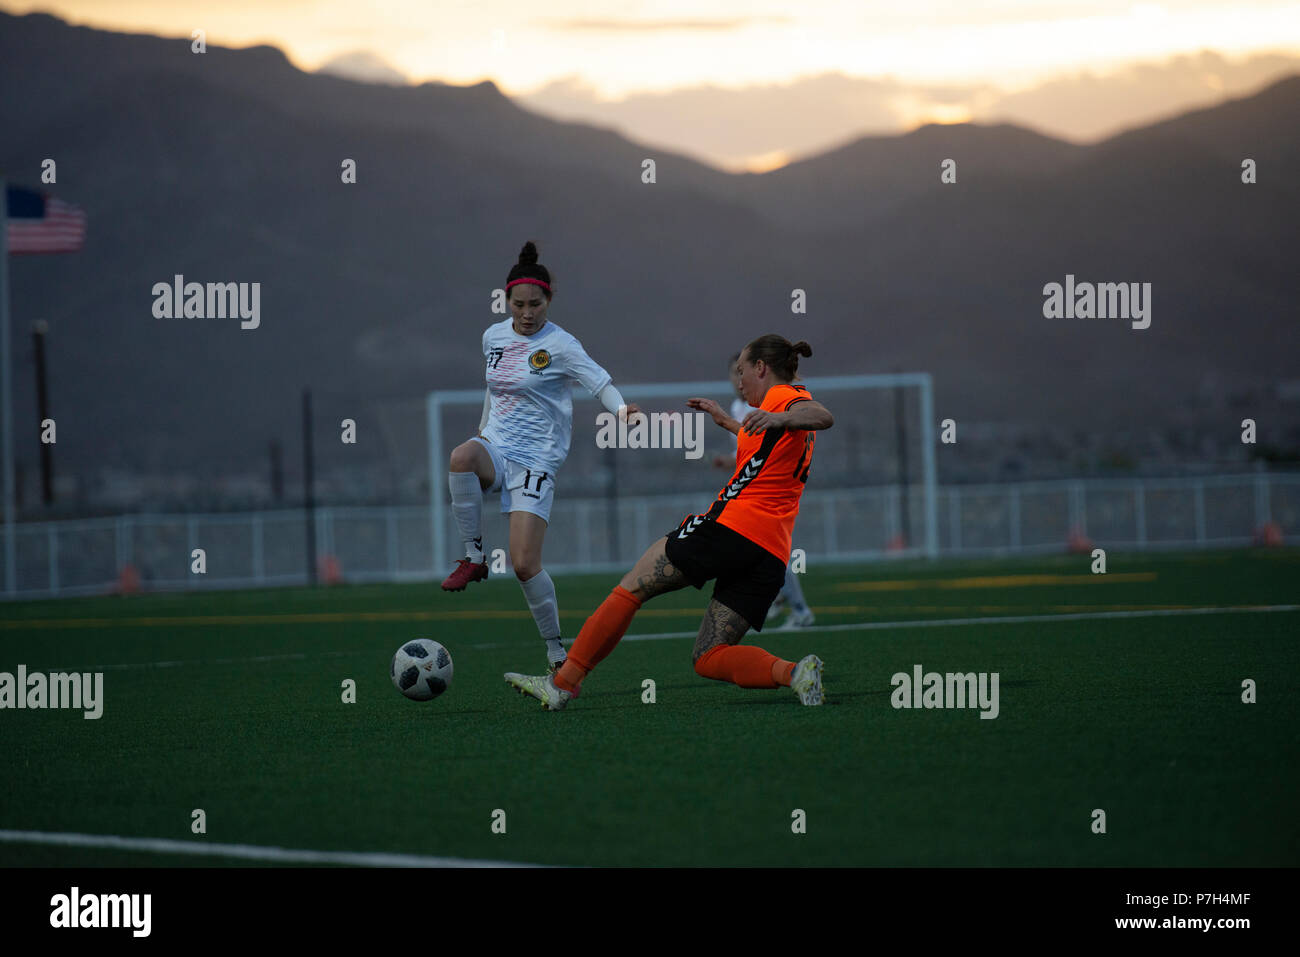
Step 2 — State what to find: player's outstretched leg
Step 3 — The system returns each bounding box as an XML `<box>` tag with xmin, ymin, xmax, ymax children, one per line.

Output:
<box><xmin>442</xmin><ymin>442</ymin><xmax>493</xmax><ymax>591</ymax></box>
<box><xmin>504</xmin><ymin>581</ymin><xmax>641</xmax><ymax>710</ymax></box>
<box><xmin>504</xmin><ymin>537</ymin><xmax>689</xmax><ymax>708</ymax></box>
<box><xmin>691</xmin><ymin>599</ymin><xmax>824</xmax><ymax>705</ymax></box>
<box><xmin>504</xmin><ymin>672</ymin><xmax>573</xmax><ymax>710</ymax></box>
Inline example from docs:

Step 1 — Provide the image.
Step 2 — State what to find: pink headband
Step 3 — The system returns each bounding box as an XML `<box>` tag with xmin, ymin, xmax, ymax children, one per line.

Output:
<box><xmin>505</xmin><ymin>277</ymin><xmax>552</xmax><ymax>293</ymax></box>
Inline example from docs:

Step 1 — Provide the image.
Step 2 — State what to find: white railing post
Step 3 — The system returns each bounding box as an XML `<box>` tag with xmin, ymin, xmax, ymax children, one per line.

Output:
<box><xmin>387</xmin><ymin>507</ymin><xmax>398</xmax><ymax>578</ymax></box>
<box><xmin>47</xmin><ymin>524</ymin><xmax>58</xmax><ymax>595</ymax></box>
<box><xmin>823</xmin><ymin>493</ymin><xmax>839</xmax><ymax>557</ymax></box>
<box><xmin>115</xmin><ymin>514</ymin><xmax>129</xmax><ymax>573</ymax></box>
<box><xmin>919</xmin><ymin>373</ymin><xmax>938</xmax><ymax>558</ymax></box>
<box><xmin>886</xmin><ymin>485</ymin><xmax>899</xmax><ymax>544</ymax></box>
<box><xmin>635</xmin><ymin>501</ymin><xmax>649</xmax><ymax>555</ymax></box>
<box><xmin>252</xmin><ymin>513</ymin><xmax>264</xmax><ymax>585</ymax></box>
<box><xmin>1253</xmin><ymin>463</ymin><xmax>1271</xmax><ymax>528</ymax></box>
<box><xmin>1009</xmin><ymin>485</ymin><xmax>1021</xmax><ymax>551</ymax></box>
<box><xmin>578</xmin><ymin>502</ymin><xmax>591</xmax><ymax>566</ymax></box>
<box><xmin>1135</xmin><ymin>481</ymin><xmax>1147</xmax><ymax>549</ymax></box>
<box><xmin>428</xmin><ymin>393</ymin><xmax>446</xmax><ymax>571</ymax></box>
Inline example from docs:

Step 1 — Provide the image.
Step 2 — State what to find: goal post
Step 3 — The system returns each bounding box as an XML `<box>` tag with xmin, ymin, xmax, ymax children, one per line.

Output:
<box><xmin>428</xmin><ymin>373</ymin><xmax>937</xmax><ymax>574</ymax></box>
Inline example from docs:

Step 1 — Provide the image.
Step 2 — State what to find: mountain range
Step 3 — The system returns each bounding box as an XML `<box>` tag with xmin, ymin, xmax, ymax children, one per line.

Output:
<box><xmin>1</xmin><ymin>11</ymin><xmax>1297</xmax><ymax>504</ymax></box>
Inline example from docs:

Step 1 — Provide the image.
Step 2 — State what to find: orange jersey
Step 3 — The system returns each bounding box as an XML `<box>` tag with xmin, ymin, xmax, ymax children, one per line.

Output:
<box><xmin>703</xmin><ymin>383</ymin><xmax>816</xmax><ymax>562</ymax></box>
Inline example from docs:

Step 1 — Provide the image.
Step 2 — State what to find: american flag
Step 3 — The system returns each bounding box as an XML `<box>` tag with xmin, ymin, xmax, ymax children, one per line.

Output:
<box><xmin>5</xmin><ymin>186</ymin><xmax>86</xmax><ymax>254</ymax></box>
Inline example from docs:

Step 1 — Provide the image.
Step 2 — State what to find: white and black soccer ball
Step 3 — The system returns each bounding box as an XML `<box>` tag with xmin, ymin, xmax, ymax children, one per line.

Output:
<box><xmin>391</xmin><ymin>639</ymin><xmax>454</xmax><ymax>701</ymax></box>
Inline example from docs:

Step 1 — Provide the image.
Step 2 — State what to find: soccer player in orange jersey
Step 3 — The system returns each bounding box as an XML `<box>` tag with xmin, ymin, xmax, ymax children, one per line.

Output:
<box><xmin>504</xmin><ymin>334</ymin><xmax>834</xmax><ymax>708</ymax></box>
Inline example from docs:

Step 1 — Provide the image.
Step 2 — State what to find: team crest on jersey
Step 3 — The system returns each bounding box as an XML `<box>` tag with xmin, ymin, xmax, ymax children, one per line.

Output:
<box><xmin>528</xmin><ymin>349</ymin><xmax>552</xmax><ymax>373</ymax></box>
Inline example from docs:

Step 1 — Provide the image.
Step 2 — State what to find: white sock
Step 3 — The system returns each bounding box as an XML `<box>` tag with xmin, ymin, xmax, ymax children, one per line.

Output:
<box><xmin>519</xmin><ymin>569</ymin><xmax>564</xmax><ymax>662</ymax></box>
<box><xmin>783</xmin><ymin>566</ymin><xmax>809</xmax><ymax>612</ymax></box>
<box><xmin>448</xmin><ymin>471</ymin><xmax>485</xmax><ymax>563</ymax></box>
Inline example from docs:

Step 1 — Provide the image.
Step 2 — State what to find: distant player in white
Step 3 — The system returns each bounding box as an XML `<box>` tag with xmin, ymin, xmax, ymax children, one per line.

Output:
<box><xmin>442</xmin><ymin>241</ymin><xmax>642</xmax><ymax>673</ymax></box>
<box><xmin>703</xmin><ymin>351</ymin><xmax>814</xmax><ymax>629</ymax></box>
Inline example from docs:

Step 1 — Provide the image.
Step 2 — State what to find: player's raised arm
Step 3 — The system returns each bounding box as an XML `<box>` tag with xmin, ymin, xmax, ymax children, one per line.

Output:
<box><xmin>564</xmin><ymin>334</ymin><xmax>643</xmax><ymax>425</ymax></box>
<box><xmin>742</xmin><ymin>399</ymin><xmax>834</xmax><ymax>435</ymax></box>
<box><xmin>687</xmin><ymin>396</ymin><xmax>742</xmax><ymax>435</ymax></box>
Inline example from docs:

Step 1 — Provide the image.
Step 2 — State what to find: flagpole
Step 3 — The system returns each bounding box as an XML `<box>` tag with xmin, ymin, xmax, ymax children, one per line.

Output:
<box><xmin>0</xmin><ymin>174</ymin><xmax>15</xmax><ymax>595</ymax></box>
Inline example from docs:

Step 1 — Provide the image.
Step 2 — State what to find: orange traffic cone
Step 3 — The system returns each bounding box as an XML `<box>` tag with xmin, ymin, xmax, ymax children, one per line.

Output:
<box><xmin>117</xmin><ymin>563</ymin><xmax>141</xmax><ymax>595</ymax></box>
<box><xmin>1253</xmin><ymin>521</ymin><xmax>1283</xmax><ymax>547</ymax></box>
<box><xmin>318</xmin><ymin>554</ymin><xmax>343</xmax><ymax>585</ymax></box>
<box><xmin>1066</xmin><ymin>526</ymin><xmax>1093</xmax><ymax>554</ymax></box>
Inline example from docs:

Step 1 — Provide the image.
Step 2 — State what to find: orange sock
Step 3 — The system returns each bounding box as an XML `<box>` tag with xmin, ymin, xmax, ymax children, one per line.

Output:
<box><xmin>554</xmin><ymin>585</ymin><xmax>642</xmax><ymax>693</ymax></box>
<box><xmin>694</xmin><ymin>645</ymin><xmax>793</xmax><ymax>689</ymax></box>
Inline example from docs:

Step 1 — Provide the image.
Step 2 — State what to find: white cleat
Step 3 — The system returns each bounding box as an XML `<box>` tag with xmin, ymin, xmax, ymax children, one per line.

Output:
<box><xmin>504</xmin><ymin>672</ymin><xmax>573</xmax><ymax>711</ymax></box>
<box><xmin>790</xmin><ymin>654</ymin><xmax>824</xmax><ymax>706</ymax></box>
<box><xmin>776</xmin><ymin>607</ymin><xmax>815</xmax><ymax>630</ymax></box>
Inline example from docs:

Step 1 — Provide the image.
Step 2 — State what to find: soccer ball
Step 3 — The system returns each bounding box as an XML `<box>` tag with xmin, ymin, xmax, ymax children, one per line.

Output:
<box><xmin>391</xmin><ymin>639</ymin><xmax>454</xmax><ymax>701</ymax></box>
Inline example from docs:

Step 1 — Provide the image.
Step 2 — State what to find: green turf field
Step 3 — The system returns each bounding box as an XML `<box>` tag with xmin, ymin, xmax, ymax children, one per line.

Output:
<box><xmin>2</xmin><ymin>547</ymin><xmax>1297</xmax><ymax>866</ymax></box>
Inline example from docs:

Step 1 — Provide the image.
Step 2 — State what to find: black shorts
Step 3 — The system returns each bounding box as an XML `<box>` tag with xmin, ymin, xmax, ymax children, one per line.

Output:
<box><xmin>662</xmin><ymin>515</ymin><xmax>787</xmax><ymax>631</ymax></box>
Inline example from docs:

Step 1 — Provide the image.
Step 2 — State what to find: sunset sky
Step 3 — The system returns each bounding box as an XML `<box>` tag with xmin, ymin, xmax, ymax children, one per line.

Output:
<box><xmin>5</xmin><ymin>0</ymin><xmax>1298</xmax><ymax>94</ymax></box>
<box><xmin>5</xmin><ymin>1</ymin><xmax>1299</xmax><ymax>169</ymax></box>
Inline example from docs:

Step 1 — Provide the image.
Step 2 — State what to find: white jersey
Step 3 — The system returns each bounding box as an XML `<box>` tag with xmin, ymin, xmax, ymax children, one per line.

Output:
<box><xmin>479</xmin><ymin>318</ymin><xmax>612</xmax><ymax>475</ymax></box>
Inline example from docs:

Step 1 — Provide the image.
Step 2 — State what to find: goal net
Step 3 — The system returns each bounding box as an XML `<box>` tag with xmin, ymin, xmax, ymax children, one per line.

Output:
<box><xmin>427</xmin><ymin>374</ymin><xmax>937</xmax><ymax>574</ymax></box>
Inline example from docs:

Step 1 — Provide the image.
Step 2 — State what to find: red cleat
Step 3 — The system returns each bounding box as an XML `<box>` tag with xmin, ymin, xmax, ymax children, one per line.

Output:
<box><xmin>441</xmin><ymin>557</ymin><xmax>489</xmax><ymax>591</ymax></box>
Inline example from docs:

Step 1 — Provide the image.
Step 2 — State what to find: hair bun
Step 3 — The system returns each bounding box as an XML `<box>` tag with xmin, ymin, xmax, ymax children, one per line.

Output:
<box><xmin>518</xmin><ymin>241</ymin><xmax>539</xmax><ymax>265</ymax></box>
<box><xmin>793</xmin><ymin>340</ymin><xmax>812</xmax><ymax>358</ymax></box>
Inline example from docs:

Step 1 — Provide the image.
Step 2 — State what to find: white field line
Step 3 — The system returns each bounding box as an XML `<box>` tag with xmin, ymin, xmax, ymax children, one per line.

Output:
<box><xmin>471</xmin><ymin>603</ymin><xmax>1300</xmax><ymax>648</ymax></box>
<box><xmin>32</xmin><ymin>605</ymin><xmax>1299</xmax><ymax>669</ymax></box>
<box><xmin>0</xmin><ymin>829</ymin><xmax>538</xmax><ymax>868</ymax></box>
<box><xmin>62</xmin><ymin>650</ymin><xmax>356</xmax><ymax>672</ymax></box>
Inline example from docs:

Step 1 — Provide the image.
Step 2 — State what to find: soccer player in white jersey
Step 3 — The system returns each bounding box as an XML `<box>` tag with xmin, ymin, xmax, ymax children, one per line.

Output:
<box><xmin>701</xmin><ymin>351</ymin><xmax>814</xmax><ymax>629</ymax></box>
<box><xmin>441</xmin><ymin>241</ymin><xmax>641</xmax><ymax>673</ymax></box>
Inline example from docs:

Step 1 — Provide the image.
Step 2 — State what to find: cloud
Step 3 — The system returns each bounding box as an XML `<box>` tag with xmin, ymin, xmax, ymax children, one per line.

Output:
<box><xmin>536</xmin><ymin>16</ymin><xmax>792</xmax><ymax>32</ymax></box>
<box><xmin>316</xmin><ymin>49</ymin><xmax>409</xmax><ymax>85</ymax></box>
<box><xmin>516</xmin><ymin>51</ymin><xmax>1300</xmax><ymax>170</ymax></box>
<box><xmin>980</xmin><ymin>50</ymin><xmax>1300</xmax><ymax>140</ymax></box>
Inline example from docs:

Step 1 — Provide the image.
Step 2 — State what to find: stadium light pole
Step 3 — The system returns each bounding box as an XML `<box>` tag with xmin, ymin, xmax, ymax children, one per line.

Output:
<box><xmin>1</xmin><ymin>174</ymin><xmax>15</xmax><ymax>594</ymax></box>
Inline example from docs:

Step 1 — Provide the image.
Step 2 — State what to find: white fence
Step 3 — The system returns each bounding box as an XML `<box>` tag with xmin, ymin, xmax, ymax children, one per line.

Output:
<box><xmin>1</xmin><ymin>471</ymin><xmax>1296</xmax><ymax>599</ymax></box>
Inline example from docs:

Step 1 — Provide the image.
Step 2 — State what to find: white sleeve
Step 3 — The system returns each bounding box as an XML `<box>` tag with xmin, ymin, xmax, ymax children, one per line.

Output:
<box><xmin>478</xmin><ymin>388</ymin><xmax>491</xmax><ymax>432</ymax></box>
<box><xmin>596</xmin><ymin>383</ymin><xmax>626</xmax><ymax>417</ymax></box>
<box><xmin>561</xmin><ymin>336</ymin><xmax>613</xmax><ymax>397</ymax></box>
